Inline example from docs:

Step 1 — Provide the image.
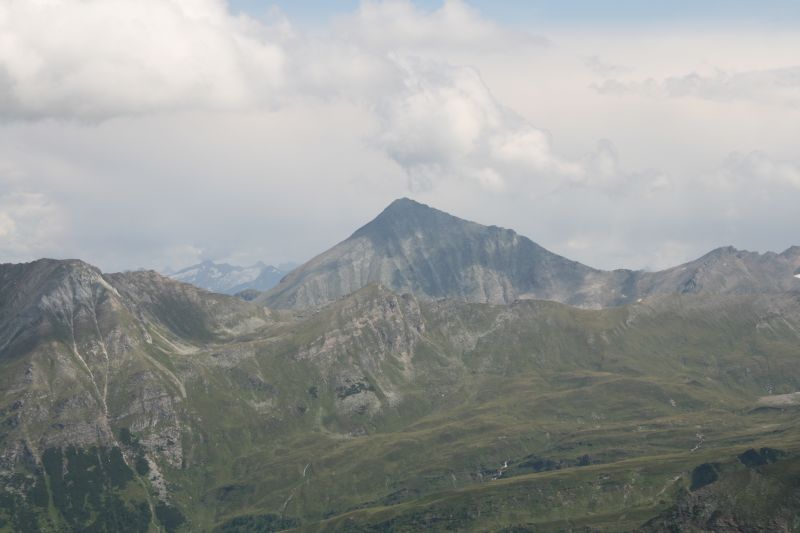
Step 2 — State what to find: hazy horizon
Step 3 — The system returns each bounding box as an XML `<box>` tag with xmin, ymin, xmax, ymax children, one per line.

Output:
<box><xmin>12</xmin><ymin>196</ymin><xmax>800</xmax><ymax>277</ymax></box>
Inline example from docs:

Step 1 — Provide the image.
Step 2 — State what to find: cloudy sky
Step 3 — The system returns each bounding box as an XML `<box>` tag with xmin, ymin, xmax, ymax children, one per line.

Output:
<box><xmin>1</xmin><ymin>0</ymin><xmax>799</xmax><ymax>273</ymax></box>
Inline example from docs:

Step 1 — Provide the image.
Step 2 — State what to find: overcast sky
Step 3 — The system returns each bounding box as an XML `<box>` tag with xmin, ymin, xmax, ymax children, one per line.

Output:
<box><xmin>1</xmin><ymin>0</ymin><xmax>799</xmax><ymax>273</ymax></box>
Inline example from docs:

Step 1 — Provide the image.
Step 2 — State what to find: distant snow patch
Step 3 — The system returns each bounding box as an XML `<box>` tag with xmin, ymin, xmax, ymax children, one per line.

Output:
<box><xmin>794</xmin><ymin>273</ymin><xmax>800</xmax><ymax>279</ymax></box>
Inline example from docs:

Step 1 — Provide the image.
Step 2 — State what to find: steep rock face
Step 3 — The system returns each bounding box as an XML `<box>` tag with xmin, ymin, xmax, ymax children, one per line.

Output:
<box><xmin>0</xmin><ymin>260</ymin><xmax>125</xmax><ymax>359</ymax></box>
<box><xmin>259</xmin><ymin>198</ymin><xmax>800</xmax><ymax>310</ymax></box>
<box><xmin>259</xmin><ymin>198</ymin><xmax>634</xmax><ymax>309</ymax></box>
<box><xmin>0</xmin><ymin>260</ymin><xmax>127</xmax><ymax>470</ymax></box>
<box><xmin>0</xmin><ymin>259</ymin><xmax>271</xmax><ymax>477</ymax></box>
<box><xmin>291</xmin><ymin>285</ymin><xmax>426</xmax><ymax>418</ymax></box>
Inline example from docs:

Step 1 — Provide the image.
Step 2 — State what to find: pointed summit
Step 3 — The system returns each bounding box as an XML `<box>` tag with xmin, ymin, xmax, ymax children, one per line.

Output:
<box><xmin>258</xmin><ymin>199</ymin><xmax>616</xmax><ymax>309</ymax></box>
<box><xmin>351</xmin><ymin>197</ymin><xmax>476</xmax><ymax>242</ymax></box>
<box><xmin>384</xmin><ymin>197</ymin><xmax>425</xmax><ymax>212</ymax></box>
<box><xmin>258</xmin><ymin>198</ymin><xmax>800</xmax><ymax>311</ymax></box>
<box><xmin>365</xmin><ymin>198</ymin><xmax>449</xmax><ymax>223</ymax></box>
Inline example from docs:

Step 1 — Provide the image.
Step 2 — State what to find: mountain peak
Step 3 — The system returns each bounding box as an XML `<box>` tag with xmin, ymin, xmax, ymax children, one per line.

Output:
<box><xmin>705</xmin><ymin>245</ymin><xmax>740</xmax><ymax>258</ymax></box>
<box><xmin>350</xmin><ymin>198</ymin><xmax>464</xmax><ymax>242</ymax></box>
<box><xmin>371</xmin><ymin>197</ymin><xmax>440</xmax><ymax>223</ymax></box>
<box><xmin>1</xmin><ymin>258</ymin><xmax>104</xmax><ymax>285</ymax></box>
<box><xmin>781</xmin><ymin>245</ymin><xmax>800</xmax><ymax>259</ymax></box>
<box><xmin>168</xmin><ymin>259</ymin><xmax>287</xmax><ymax>295</ymax></box>
<box><xmin>261</xmin><ymin>199</ymin><xmax>606</xmax><ymax>309</ymax></box>
<box><xmin>0</xmin><ymin>258</ymin><xmax>118</xmax><ymax>347</ymax></box>
<box><xmin>385</xmin><ymin>197</ymin><xmax>427</xmax><ymax>211</ymax></box>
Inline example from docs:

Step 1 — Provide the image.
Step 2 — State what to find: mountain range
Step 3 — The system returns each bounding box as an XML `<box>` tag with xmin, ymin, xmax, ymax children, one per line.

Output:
<box><xmin>260</xmin><ymin>198</ymin><xmax>800</xmax><ymax>309</ymax></box>
<box><xmin>168</xmin><ymin>261</ymin><xmax>289</xmax><ymax>295</ymax></box>
<box><xmin>1</xmin><ymin>199</ymin><xmax>800</xmax><ymax>532</ymax></box>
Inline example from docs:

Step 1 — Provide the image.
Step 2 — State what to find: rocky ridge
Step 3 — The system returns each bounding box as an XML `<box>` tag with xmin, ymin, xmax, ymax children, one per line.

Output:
<box><xmin>259</xmin><ymin>198</ymin><xmax>800</xmax><ymax>310</ymax></box>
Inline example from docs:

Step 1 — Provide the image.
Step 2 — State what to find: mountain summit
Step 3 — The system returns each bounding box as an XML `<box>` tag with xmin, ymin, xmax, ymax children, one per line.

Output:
<box><xmin>349</xmin><ymin>197</ymin><xmax>466</xmax><ymax>241</ymax></box>
<box><xmin>259</xmin><ymin>198</ymin><xmax>631</xmax><ymax>309</ymax></box>
<box><xmin>259</xmin><ymin>198</ymin><xmax>800</xmax><ymax>310</ymax></box>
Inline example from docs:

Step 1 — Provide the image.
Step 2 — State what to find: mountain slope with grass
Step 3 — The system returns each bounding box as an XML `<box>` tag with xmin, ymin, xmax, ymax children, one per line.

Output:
<box><xmin>0</xmin><ymin>258</ymin><xmax>271</xmax><ymax>531</ymax></box>
<box><xmin>2</xmin><ymin>254</ymin><xmax>800</xmax><ymax>531</ymax></box>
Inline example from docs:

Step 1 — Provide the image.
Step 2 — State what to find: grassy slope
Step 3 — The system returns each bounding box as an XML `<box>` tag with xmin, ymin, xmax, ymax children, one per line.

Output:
<box><xmin>4</xmin><ymin>283</ymin><xmax>800</xmax><ymax>531</ymax></box>
<box><xmin>175</xmin><ymin>291</ymin><xmax>800</xmax><ymax>531</ymax></box>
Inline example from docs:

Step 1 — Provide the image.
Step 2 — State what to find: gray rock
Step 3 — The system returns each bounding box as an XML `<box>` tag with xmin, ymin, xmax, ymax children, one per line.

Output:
<box><xmin>259</xmin><ymin>198</ymin><xmax>800</xmax><ymax>309</ymax></box>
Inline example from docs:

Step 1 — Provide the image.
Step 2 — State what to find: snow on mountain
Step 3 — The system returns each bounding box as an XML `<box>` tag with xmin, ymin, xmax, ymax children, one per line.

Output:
<box><xmin>169</xmin><ymin>260</ymin><xmax>288</xmax><ymax>295</ymax></box>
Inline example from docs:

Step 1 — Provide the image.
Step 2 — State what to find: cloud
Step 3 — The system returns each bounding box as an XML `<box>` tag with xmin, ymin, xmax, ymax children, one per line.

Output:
<box><xmin>595</xmin><ymin>65</ymin><xmax>800</xmax><ymax>108</ymax></box>
<box><xmin>0</xmin><ymin>212</ymin><xmax>15</xmax><ymax>237</ymax></box>
<box><xmin>0</xmin><ymin>0</ymin><xmax>690</xmax><ymax>201</ymax></box>
<box><xmin>373</xmin><ymin>59</ymin><xmax>623</xmax><ymax>194</ymax></box>
<box><xmin>0</xmin><ymin>0</ymin><xmax>285</xmax><ymax>120</ymax></box>
<box><xmin>0</xmin><ymin>1</ymin><xmax>798</xmax><ymax>275</ymax></box>
<box><xmin>0</xmin><ymin>0</ymin><xmax>545</xmax><ymax>121</ymax></box>
<box><xmin>374</xmin><ymin>61</ymin><xmax>503</xmax><ymax>188</ymax></box>
<box><xmin>718</xmin><ymin>151</ymin><xmax>800</xmax><ymax>189</ymax></box>
<box><xmin>472</xmin><ymin>149</ymin><xmax>800</xmax><ymax>271</ymax></box>
<box><xmin>333</xmin><ymin>0</ymin><xmax>546</xmax><ymax>53</ymax></box>
<box><xmin>583</xmin><ymin>55</ymin><xmax>630</xmax><ymax>76</ymax></box>
<box><xmin>0</xmin><ymin>191</ymin><xmax>63</xmax><ymax>259</ymax></box>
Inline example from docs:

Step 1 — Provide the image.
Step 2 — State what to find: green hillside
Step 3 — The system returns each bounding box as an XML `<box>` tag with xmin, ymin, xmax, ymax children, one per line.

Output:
<box><xmin>2</xmin><ymin>259</ymin><xmax>799</xmax><ymax>531</ymax></box>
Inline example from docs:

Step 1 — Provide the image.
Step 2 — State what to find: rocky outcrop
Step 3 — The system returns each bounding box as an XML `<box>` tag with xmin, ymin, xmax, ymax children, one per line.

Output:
<box><xmin>638</xmin><ymin>451</ymin><xmax>800</xmax><ymax>533</ymax></box>
<box><xmin>0</xmin><ymin>259</ymin><xmax>270</xmax><ymax>491</ymax></box>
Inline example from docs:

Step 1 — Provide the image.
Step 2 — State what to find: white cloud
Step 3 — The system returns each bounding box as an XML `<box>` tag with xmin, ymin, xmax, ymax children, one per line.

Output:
<box><xmin>0</xmin><ymin>212</ymin><xmax>15</xmax><ymax>237</ymax></box>
<box><xmin>583</xmin><ymin>55</ymin><xmax>630</xmax><ymax>76</ymax></box>
<box><xmin>595</xmin><ymin>65</ymin><xmax>800</xmax><ymax>108</ymax></box>
<box><xmin>0</xmin><ymin>0</ymin><xmax>285</xmax><ymax>120</ymax></box>
<box><xmin>0</xmin><ymin>1</ymin><xmax>798</xmax><ymax>274</ymax></box>
<box><xmin>0</xmin><ymin>0</ymin><xmax>544</xmax><ymax>121</ymax></box>
<box><xmin>0</xmin><ymin>191</ymin><xmax>63</xmax><ymax>260</ymax></box>
<box><xmin>374</xmin><ymin>62</ymin><xmax>499</xmax><ymax>187</ymax></box>
<box><xmin>718</xmin><ymin>151</ymin><xmax>800</xmax><ymax>189</ymax></box>
<box><xmin>333</xmin><ymin>0</ymin><xmax>545</xmax><ymax>53</ymax></box>
<box><xmin>373</xmin><ymin>60</ymin><xmax>606</xmax><ymax>194</ymax></box>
